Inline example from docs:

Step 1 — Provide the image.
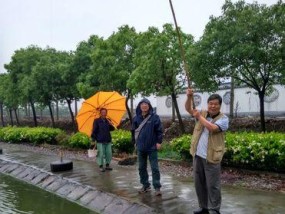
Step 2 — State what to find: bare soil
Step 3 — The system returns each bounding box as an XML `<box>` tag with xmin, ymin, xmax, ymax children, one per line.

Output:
<box><xmin>158</xmin><ymin>159</ymin><xmax>285</xmax><ymax>193</ymax></box>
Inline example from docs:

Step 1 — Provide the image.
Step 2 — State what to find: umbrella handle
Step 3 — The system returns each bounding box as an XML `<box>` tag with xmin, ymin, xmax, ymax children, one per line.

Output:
<box><xmin>107</xmin><ymin>117</ymin><xmax>115</xmax><ymax>125</ymax></box>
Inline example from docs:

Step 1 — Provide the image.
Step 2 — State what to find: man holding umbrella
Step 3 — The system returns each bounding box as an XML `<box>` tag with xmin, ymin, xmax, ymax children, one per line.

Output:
<box><xmin>76</xmin><ymin>91</ymin><xmax>126</xmax><ymax>172</ymax></box>
<box><xmin>91</xmin><ymin>108</ymin><xmax>115</xmax><ymax>172</ymax></box>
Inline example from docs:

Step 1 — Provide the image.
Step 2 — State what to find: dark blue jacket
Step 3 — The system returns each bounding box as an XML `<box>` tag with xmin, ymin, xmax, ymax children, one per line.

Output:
<box><xmin>91</xmin><ymin>118</ymin><xmax>115</xmax><ymax>143</ymax></box>
<box><xmin>131</xmin><ymin>98</ymin><xmax>163</xmax><ymax>152</ymax></box>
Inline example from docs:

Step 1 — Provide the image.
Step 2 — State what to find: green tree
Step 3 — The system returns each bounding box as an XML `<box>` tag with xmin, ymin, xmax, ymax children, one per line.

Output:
<box><xmin>77</xmin><ymin>26</ymin><xmax>138</xmax><ymax>123</ymax></box>
<box><xmin>4</xmin><ymin>46</ymin><xmax>44</xmax><ymax>127</ymax></box>
<box><xmin>91</xmin><ymin>25</ymin><xmax>138</xmax><ymax>122</ymax></box>
<box><xmin>0</xmin><ymin>74</ymin><xmax>8</xmax><ymax>126</ymax></box>
<box><xmin>54</xmin><ymin>50</ymin><xmax>78</xmax><ymax>129</ymax></box>
<box><xmin>1</xmin><ymin>74</ymin><xmax>22</xmax><ymax>126</ymax></box>
<box><xmin>29</xmin><ymin>48</ymin><xmax>63</xmax><ymax>127</ymax></box>
<box><xmin>74</xmin><ymin>35</ymin><xmax>103</xmax><ymax>98</ymax></box>
<box><xmin>128</xmin><ymin>24</ymin><xmax>194</xmax><ymax>133</ymax></box>
<box><xmin>190</xmin><ymin>0</ymin><xmax>285</xmax><ymax>132</ymax></box>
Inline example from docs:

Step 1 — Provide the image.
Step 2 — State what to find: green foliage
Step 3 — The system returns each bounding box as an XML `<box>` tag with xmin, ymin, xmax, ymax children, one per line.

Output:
<box><xmin>128</xmin><ymin>24</ymin><xmax>193</xmax><ymax>97</ymax></box>
<box><xmin>189</xmin><ymin>1</ymin><xmax>285</xmax><ymax>131</ymax></box>
<box><xmin>162</xmin><ymin>131</ymin><xmax>285</xmax><ymax>172</ymax></box>
<box><xmin>111</xmin><ymin>129</ymin><xmax>134</xmax><ymax>154</ymax></box>
<box><xmin>169</xmin><ymin>134</ymin><xmax>192</xmax><ymax>160</ymax></box>
<box><xmin>55</xmin><ymin>132</ymin><xmax>71</xmax><ymax>146</ymax></box>
<box><xmin>25</xmin><ymin>127</ymin><xmax>64</xmax><ymax>145</ymax></box>
<box><xmin>158</xmin><ymin>142</ymin><xmax>181</xmax><ymax>160</ymax></box>
<box><xmin>0</xmin><ymin>126</ymin><xmax>65</xmax><ymax>145</ymax></box>
<box><xmin>0</xmin><ymin>126</ymin><xmax>30</xmax><ymax>143</ymax></box>
<box><xmin>4</xmin><ymin>46</ymin><xmax>44</xmax><ymax>107</ymax></box>
<box><xmin>68</xmin><ymin>132</ymin><xmax>91</xmax><ymax>149</ymax></box>
<box><xmin>224</xmin><ymin>132</ymin><xmax>285</xmax><ymax>171</ymax></box>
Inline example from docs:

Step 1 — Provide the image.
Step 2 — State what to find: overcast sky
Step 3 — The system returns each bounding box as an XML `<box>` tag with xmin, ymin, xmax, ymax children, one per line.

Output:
<box><xmin>0</xmin><ymin>0</ymin><xmax>278</xmax><ymax>73</ymax></box>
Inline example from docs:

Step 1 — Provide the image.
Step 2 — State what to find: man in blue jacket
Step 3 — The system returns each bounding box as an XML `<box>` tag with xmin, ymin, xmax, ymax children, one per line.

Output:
<box><xmin>91</xmin><ymin>108</ymin><xmax>115</xmax><ymax>172</ymax></box>
<box><xmin>132</xmin><ymin>98</ymin><xmax>163</xmax><ymax>196</ymax></box>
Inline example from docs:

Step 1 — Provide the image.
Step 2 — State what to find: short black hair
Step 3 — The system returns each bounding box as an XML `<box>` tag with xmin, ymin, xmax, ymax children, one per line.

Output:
<box><xmin>100</xmin><ymin>108</ymin><xmax>108</xmax><ymax>113</ymax></box>
<box><xmin>207</xmin><ymin>94</ymin><xmax>222</xmax><ymax>105</ymax></box>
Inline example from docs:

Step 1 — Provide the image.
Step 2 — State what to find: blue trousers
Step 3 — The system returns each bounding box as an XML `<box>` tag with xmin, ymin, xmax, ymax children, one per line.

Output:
<box><xmin>137</xmin><ymin>150</ymin><xmax>161</xmax><ymax>189</ymax></box>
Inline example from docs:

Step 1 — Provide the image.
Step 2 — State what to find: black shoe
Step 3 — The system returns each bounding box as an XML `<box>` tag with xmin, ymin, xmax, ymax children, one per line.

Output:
<box><xmin>138</xmin><ymin>186</ymin><xmax>151</xmax><ymax>193</ymax></box>
<box><xmin>193</xmin><ymin>208</ymin><xmax>209</xmax><ymax>214</ymax></box>
<box><xmin>99</xmin><ymin>165</ymin><xmax>105</xmax><ymax>172</ymax></box>
<box><xmin>208</xmin><ymin>210</ymin><xmax>220</xmax><ymax>214</ymax></box>
<box><xmin>155</xmin><ymin>188</ymin><xmax>162</xmax><ymax>196</ymax></box>
<box><xmin>105</xmin><ymin>164</ymin><xmax>113</xmax><ymax>170</ymax></box>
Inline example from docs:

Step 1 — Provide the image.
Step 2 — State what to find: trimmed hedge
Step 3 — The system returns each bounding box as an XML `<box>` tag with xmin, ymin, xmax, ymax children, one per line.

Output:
<box><xmin>0</xmin><ymin>126</ymin><xmax>64</xmax><ymax>145</ymax></box>
<box><xmin>224</xmin><ymin>132</ymin><xmax>285</xmax><ymax>172</ymax></box>
<box><xmin>169</xmin><ymin>134</ymin><xmax>192</xmax><ymax>160</ymax></box>
<box><xmin>68</xmin><ymin>132</ymin><xmax>91</xmax><ymax>149</ymax></box>
<box><xmin>164</xmin><ymin>131</ymin><xmax>285</xmax><ymax>172</ymax></box>
<box><xmin>111</xmin><ymin>129</ymin><xmax>134</xmax><ymax>154</ymax></box>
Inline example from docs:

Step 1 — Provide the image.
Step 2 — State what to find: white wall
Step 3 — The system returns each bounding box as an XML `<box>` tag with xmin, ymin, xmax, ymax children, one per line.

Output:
<box><xmin>73</xmin><ymin>85</ymin><xmax>284</xmax><ymax>117</ymax></box>
<box><xmin>156</xmin><ymin>85</ymin><xmax>285</xmax><ymax>117</ymax></box>
<box><xmin>74</xmin><ymin>94</ymin><xmax>157</xmax><ymax>115</ymax></box>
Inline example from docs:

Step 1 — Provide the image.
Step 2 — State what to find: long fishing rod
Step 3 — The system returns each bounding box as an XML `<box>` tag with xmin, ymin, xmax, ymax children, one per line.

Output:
<box><xmin>168</xmin><ymin>0</ymin><xmax>195</xmax><ymax>108</ymax></box>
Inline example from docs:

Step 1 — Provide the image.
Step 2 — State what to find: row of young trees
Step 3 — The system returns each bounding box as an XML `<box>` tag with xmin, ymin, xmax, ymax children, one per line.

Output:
<box><xmin>1</xmin><ymin>0</ymin><xmax>284</xmax><ymax>132</ymax></box>
<box><xmin>1</xmin><ymin>48</ymin><xmax>77</xmax><ymax>128</ymax></box>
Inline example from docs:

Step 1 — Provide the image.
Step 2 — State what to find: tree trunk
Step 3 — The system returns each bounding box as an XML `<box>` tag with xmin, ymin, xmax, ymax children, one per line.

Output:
<box><xmin>74</xmin><ymin>99</ymin><xmax>78</xmax><ymax>116</ymax></box>
<box><xmin>258</xmin><ymin>91</ymin><xmax>266</xmax><ymax>132</ymax></box>
<box><xmin>48</xmin><ymin>102</ymin><xmax>55</xmax><ymax>128</ymax></box>
<box><xmin>130</xmin><ymin>94</ymin><xmax>134</xmax><ymax>117</ymax></box>
<box><xmin>171</xmin><ymin>92</ymin><xmax>185</xmax><ymax>133</ymax></box>
<box><xmin>230</xmin><ymin>77</ymin><xmax>235</xmax><ymax>119</ymax></box>
<box><xmin>172</xmin><ymin>99</ymin><xmax>175</xmax><ymax>122</ymax></box>
<box><xmin>14</xmin><ymin>109</ymin><xmax>20</xmax><ymax>125</ymax></box>
<box><xmin>126</xmin><ymin>92</ymin><xmax>133</xmax><ymax>125</ymax></box>
<box><xmin>9</xmin><ymin>109</ymin><xmax>14</xmax><ymax>126</ymax></box>
<box><xmin>0</xmin><ymin>102</ymin><xmax>5</xmax><ymax>127</ymax></box>
<box><xmin>25</xmin><ymin>104</ymin><xmax>28</xmax><ymax>117</ymax></box>
<box><xmin>27</xmin><ymin>104</ymin><xmax>31</xmax><ymax>117</ymax></box>
<box><xmin>66</xmin><ymin>98</ymin><xmax>76</xmax><ymax>131</ymax></box>
<box><xmin>30</xmin><ymin>101</ymin><xmax>38</xmax><ymax>127</ymax></box>
<box><xmin>56</xmin><ymin>100</ymin><xmax>59</xmax><ymax>120</ymax></box>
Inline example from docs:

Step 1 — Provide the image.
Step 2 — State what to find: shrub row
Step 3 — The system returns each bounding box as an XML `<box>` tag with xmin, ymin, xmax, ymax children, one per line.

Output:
<box><xmin>165</xmin><ymin>132</ymin><xmax>285</xmax><ymax>172</ymax></box>
<box><xmin>224</xmin><ymin>132</ymin><xmax>285</xmax><ymax>172</ymax></box>
<box><xmin>0</xmin><ymin>126</ymin><xmax>64</xmax><ymax>145</ymax></box>
<box><xmin>0</xmin><ymin>126</ymin><xmax>134</xmax><ymax>153</ymax></box>
<box><xmin>111</xmin><ymin>129</ymin><xmax>134</xmax><ymax>154</ymax></box>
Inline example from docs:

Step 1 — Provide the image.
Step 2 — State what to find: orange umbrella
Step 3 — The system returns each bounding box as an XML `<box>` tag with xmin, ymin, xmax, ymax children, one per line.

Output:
<box><xmin>76</xmin><ymin>91</ymin><xmax>126</xmax><ymax>136</ymax></box>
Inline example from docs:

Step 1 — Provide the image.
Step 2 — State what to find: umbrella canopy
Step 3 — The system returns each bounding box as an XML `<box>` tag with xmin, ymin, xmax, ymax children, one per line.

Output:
<box><xmin>76</xmin><ymin>91</ymin><xmax>126</xmax><ymax>136</ymax></box>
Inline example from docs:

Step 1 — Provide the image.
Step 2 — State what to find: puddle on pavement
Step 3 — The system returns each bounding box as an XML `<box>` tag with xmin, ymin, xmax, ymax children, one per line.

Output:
<box><xmin>1</xmin><ymin>145</ymin><xmax>284</xmax><ymax>214</ymax></box>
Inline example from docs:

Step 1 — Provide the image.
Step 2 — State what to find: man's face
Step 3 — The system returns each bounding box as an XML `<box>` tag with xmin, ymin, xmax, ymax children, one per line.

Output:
<box><xmin>100</xmin><ymin>109</ymin><xmax>107</xmax><ymax>118</ymax></box>
<box><xmin>140</xmin><ymin>102</ymin><xmax>149</xmax><ymax>113</ymax></box>
<box><xmin>207</xmin><ymin>99</ymin><xmax>221</xmax><ymax>116</ymax></box>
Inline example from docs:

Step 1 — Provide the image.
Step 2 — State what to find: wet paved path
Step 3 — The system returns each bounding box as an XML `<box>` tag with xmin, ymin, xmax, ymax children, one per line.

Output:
<box><xmin>0</xmin><ymin>145</ymin><xmax>284</xmax><ymax>214</ymax></box>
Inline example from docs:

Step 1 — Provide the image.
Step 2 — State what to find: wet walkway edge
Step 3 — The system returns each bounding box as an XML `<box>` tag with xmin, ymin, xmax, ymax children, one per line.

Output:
<box><xmin>0</xmin><ymin>159</ymin><xmax>155</xmax><ymax>214</ymax></box>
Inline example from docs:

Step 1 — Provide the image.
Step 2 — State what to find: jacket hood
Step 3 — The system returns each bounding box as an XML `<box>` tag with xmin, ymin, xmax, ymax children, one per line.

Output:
<box><xmin>136</xmin><ymin>98</ymin><xmax>153</xmax><ymax>116</ymax></box>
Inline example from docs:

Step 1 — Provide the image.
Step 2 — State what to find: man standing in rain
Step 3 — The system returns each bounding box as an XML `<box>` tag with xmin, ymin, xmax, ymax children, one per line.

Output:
<box><xmin>132</xmin><ymin>98</ymin><xmax>163</xmax><ymax>196</ymax></box>
<box><xmin>185</xmin><ymin>88</ymin><xmax>229</xmax><ymax>214</ymax></box>
<box><xmin>91</xmin><ymin>108</ymin><xmax>115</xmax><ymax>172</ymax></box>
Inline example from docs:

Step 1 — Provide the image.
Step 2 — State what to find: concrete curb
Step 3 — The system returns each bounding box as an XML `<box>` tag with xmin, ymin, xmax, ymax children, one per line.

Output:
<box><xmin>0</xmin><ymin>159</ymin><xmax>155</xmax><ymax>214</ymax></box>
